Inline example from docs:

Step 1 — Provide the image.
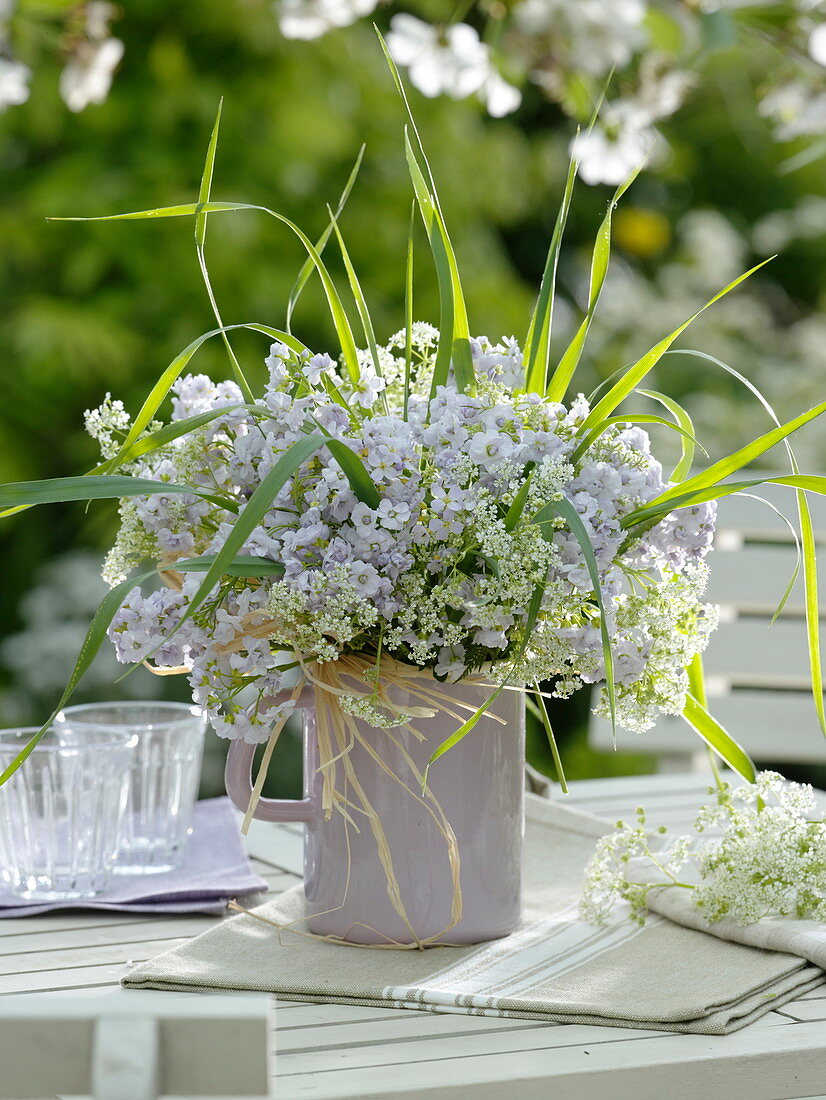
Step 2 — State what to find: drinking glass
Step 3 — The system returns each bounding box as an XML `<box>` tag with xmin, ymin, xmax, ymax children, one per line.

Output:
<box><xmin>56</xmin><ymin>702</ymin><xmax>207</xmax><ymax>874</ymax></box>
<box><xmin>0</xmin><ymin>726</ymin><xmax>136</xmax><ymax>900</ymax></box>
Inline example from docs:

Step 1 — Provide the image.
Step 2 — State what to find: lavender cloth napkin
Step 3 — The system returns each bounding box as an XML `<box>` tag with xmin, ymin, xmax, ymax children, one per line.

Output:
<box><xmin>0</xmin><ymin>797</ymin><xmax>268</xmax><ymax>917</ymax></box>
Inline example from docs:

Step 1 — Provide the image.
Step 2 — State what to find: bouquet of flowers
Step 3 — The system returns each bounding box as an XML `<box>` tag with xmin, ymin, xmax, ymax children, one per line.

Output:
<box><xmin>1</xmin><ymin>44</ymin><xmax>825</xmax><ymax>795</ymax></box>
<box><xmin>96</xmin><ymin>326</ymin><xmax>720</xmax><ymax>751</ymax></box>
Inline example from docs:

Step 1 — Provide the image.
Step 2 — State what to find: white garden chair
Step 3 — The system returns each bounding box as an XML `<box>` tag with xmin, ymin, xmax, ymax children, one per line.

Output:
<box><xmin>590</xmin><ymin>479</ymin><xmax>826</xmax><ymax>771</ymax></box>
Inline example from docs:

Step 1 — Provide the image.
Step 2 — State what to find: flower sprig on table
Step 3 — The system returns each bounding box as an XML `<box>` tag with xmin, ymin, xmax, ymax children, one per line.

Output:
<box><xmin>580</xmin><ymin>772</ymin><xmax>826</xmax><ymax>927</ymax></box>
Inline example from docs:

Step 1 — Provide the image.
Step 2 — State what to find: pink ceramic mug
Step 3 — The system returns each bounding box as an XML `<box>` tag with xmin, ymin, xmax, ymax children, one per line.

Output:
<box><xmin>225</xmin><ymin>678</ymin><xmax>525</xmax><ymax>945</ymax></box>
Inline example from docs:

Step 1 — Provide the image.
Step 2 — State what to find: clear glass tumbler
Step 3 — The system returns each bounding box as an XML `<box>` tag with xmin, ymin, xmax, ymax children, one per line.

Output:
<box><xmin>0</xmin><ymin>726</ymin><xmax>136</xmax><ymax>900</ymax></box>
<box><xmin>55</xmin><ymin>702</ymin><xmax>206</xmax><ymax>874</ymax></box>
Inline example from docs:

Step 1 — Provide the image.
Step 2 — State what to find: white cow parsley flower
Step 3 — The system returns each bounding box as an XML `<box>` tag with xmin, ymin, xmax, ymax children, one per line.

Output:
<box><xmin>581</xmin><ymin>773</ymin><xmax>826</xmax><ymax>927</ymax></box>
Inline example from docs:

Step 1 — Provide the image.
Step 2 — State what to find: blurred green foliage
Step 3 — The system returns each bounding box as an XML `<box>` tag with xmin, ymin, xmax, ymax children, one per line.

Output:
<box><xmin>1</xmin><ymin>1</ymin><xmax>824</xmax><ymax>785</ymax></box>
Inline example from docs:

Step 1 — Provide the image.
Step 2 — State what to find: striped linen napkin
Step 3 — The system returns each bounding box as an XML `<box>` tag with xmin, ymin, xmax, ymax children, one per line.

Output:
<box><xmin>122</xmin><ymin>796</ymin><xmax>825</xmax><ymax>1034</ymax></box>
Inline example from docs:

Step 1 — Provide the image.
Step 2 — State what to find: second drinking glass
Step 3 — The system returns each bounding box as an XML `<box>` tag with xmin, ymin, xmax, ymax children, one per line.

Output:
<box><xmin>55</xmin><ymin>702</ymin><xmax>207</xmax><ymax>874</ymax></box>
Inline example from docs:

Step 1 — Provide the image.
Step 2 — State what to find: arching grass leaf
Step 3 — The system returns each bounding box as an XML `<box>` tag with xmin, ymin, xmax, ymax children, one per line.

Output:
<box><xmin>51</xmin><ymin>201</ymin><xmax>362</xmax><ymax>385</ymax></box>
<box><xmin>524</xmin><ymin>155</ymin><xmax>577</xmax><ymax>394</ymax></box>
<box><xmin>682</xmin><ymin>693</ymin><xmax>756</xmax><ymax>783</ymax></box>
<box><xmin>0</xmin><ymin>475</ymin><xmax>238</xmax><ymax>513</ymax></box>
<box><xmin>579</xmin><ymin>259</ymin><xmax>772</xmax><ymax>435</ymax></box>
<box><xmin>570</xmin><ymin>412</ymin><xmax>703</xmax><ymax>466</ymax></box>
<box><xmin>636</xmin><ymin>389</ymin><xmax>700</xmax><ymax>483</ymax></box>
<box><xmin>545</xmin><ymin>168</ymin><xmax>640</xmax><ymax>402</ymax></box>
<box><xmin>0</xmin><ymin>566</ymin><xmax>157</xmax><ymax>786</ymax></box>
<box><xmin>287</xmin><ymin>145</ymin><xmax>365</xmax><ymax>333</ymax></box>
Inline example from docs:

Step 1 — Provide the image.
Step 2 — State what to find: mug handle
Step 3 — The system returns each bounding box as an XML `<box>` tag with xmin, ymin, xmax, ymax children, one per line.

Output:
<box><xmin>224</xmin><ymin>687</ymin><xmax>321</xmax><ymax>823</ymax></box>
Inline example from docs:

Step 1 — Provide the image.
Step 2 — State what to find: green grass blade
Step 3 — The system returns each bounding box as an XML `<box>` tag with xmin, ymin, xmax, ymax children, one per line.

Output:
<box><xmin>523</xmin><ymin>155</ymin><xmax>577</xmax><ymax>394</ymax></box>
<box><xmin>570</xmin><ymin>413</ymin><xmax>703</xmax><ymax>466</ymax></box>
<box><xmin>637</xmin><ymin>389</ymin><xmax>699</xmax><ymax>483</ymax></box>
<box><xmin>800</xmin><ymin>497</ymin><xmax>826</xmax><ymax>735</ymax></box>
<box><xmin>503</xmin><ymin>463</ymin><xmax>536</xmax><ymax>531</ymax></box>
<box><xmin>323</xmin><ymin>437</ymin><xmax>381</xmax><ymax>508</ymax></box>
<box><xmin>375</xmin><ymin>27</ymin><xmax>446</xmax><ymax>219</ymax></box>
<box><xmin>403</xmin><ymin>202</ymin><xmax>414</xmax><ymax>420</ymax></box>
<box><xmin>637</xmin><ymin>400</ymin><xmax>826</xmax><ymax>511</ymax></box>
<box><xmin>53</xmin><ymin>200</ymin><xmax>362</xmax><ymax>385</ymax></box>
<box><xmin>0</xmin><ymin>475</ymin><xmax>238</xmax><ymax>513</ymax></box>
<box><xmin>90</xmin><ymin>403</ymin><xmax>266</xmax><ymax>475</ymax></box>
<box><xmin>195</xmin><ymin>98</ymin><xmax>222</xmax><ymax>251</ymax></box>
<box><xmin>328</xmin><ymin>209</ymin><xmax>385</xmax><ymax>399</ymax></box>
<box><xmin>687</xmin><ymin>652</ymin><xmax>707</xmax><ymax>710</ymax></box>
<box><xmin>622</xmin><ymin>474</ymin><xmax>826</xmax><ymax>531</ymax></box>
<box><xmin>403</xmin><ymin>131</ymin><xmax>474</xmax><ymax>398</ymax></box>
<box><xmin>579</xmin><ymin>259</ymin><xmax>773</xmax><ymax>435</ymax></box>
<box><xmin>101</xmin><ymin>322</ymin><xmax>306</xmax><ymax>477</ymax></box>
<box><xmin>287</xmin><ymin>145</ymin><xmax>365</xmax><ymax>334</ymax></box>
<box><xmin>375</xmin><ymin>31</ymin><xmax>474</xmax><ymax>397</ymax></box>
<box><xmin>173</xmin><ymin>554</ymin><xmax>285</xmax><ymax>577</ymax></box>
<box><xmin>167</xmin><ymin>434</ymin><xmax>328</xmax><ymax>640</ymax></box>
<box><xmin>682</xmin><ymin>693</ymin><xmax>756</xmax><ymax>782</ymax></box>
<box><xmin>554</xmin><ymin>496</ymin><xmax>616</xmax><ymax>742</ymax></box>
<box><xmin>0</xmin><ymin>566</ymin><xmax>157</xmax><ymax>786</ymax></box>
<box><xmin>545</xmin><ymin>169</ymin><xmax>640</xmax><ymax>402</ymax></box>
<box><xmin>659</xmin><ymin>348</ymin><xmax>824</xmax><ymax>738</ymax></box>
<box><xmin>194</xmin><ymin>101</ymin><xmax>254</xmax><ymax>404</ymax></box>
<box><xmin>425</xmin><ymin>685</ymin><xmax>504</xmax><ymax>775</ymax></box>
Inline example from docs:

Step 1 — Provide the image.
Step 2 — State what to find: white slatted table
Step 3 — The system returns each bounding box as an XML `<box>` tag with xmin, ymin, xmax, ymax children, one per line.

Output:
<box><xmin>1</xmin><ymin>775</ymin><xmax>825</xmax><ymax>1100</ymax></box>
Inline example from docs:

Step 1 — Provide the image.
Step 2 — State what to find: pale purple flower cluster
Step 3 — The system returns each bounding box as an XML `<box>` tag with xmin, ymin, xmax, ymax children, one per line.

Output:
<box><xmin>100</xmin><ymin>330</ymin><xmax>717</xmax><ymax>741</ymax></box>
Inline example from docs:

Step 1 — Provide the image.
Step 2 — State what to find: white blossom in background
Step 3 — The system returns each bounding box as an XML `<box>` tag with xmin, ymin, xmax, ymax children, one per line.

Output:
<box><xmin>264</xmin><ymin>1</ymin><xmax>826</xmax><ymax>172</ymax></box>
<box><xmin>809</xmin><ymin>21</ymin><xmax>826</xmax><ymax>65</ymax></box>
<box><xmin>1</xmin><ymin>1</ymin><xmax>123</xmax><ymax>113</ymax></box>
<box><xmin>277</xmin><ymin>0</ymin><xmax>379</xmax><ymax>40</ymax></box>
<box><xmin>386</xmin><ymin>14</ymin><xmax>520</xmax><ymax>115</ymax></box>
<box><xmin>571</xmin><ymin>101</ymin><xmax>656</xmax><ymax>185</ymax></box>
<box><xmin>514</xmin><ymin>0</ymin><xmax>646</xmax><ymax>76</ymax></box>
<box><xmin>60</xmin><ymin>35</ymin><xmax>123</xmax><ymax>112</ymax></box>
<box><xmin>0</xmin><ymin>54</ymin><xmax>29</xmax><ymax>110</ymax></box>
<box><xmin>759</xmin><ymin>80</ymin><xmax>826</xmax><ymax>140</ymax></box>
<box><xmin>386</xmin><ymin>15</ymin><xmax>490</xmax><ymax>100</ymax></box>
<box><xmin>481</xmin><ymin>68</ymin><xmax>522</xmax><ymax>117</ymax></box>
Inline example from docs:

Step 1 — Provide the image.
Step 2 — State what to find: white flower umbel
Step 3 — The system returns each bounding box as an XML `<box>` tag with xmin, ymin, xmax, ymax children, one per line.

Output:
<box><xmin>581</xmin><ymin>772</ymin><xmax>826</xmax><ymax>927</ymax></box>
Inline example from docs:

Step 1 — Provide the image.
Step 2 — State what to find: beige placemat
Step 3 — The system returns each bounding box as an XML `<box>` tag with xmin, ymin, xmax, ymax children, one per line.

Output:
<box><xmin>123</xmin><ymin>797</ymin><xmax>824</xmax><ymax>1034</ymax></box>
